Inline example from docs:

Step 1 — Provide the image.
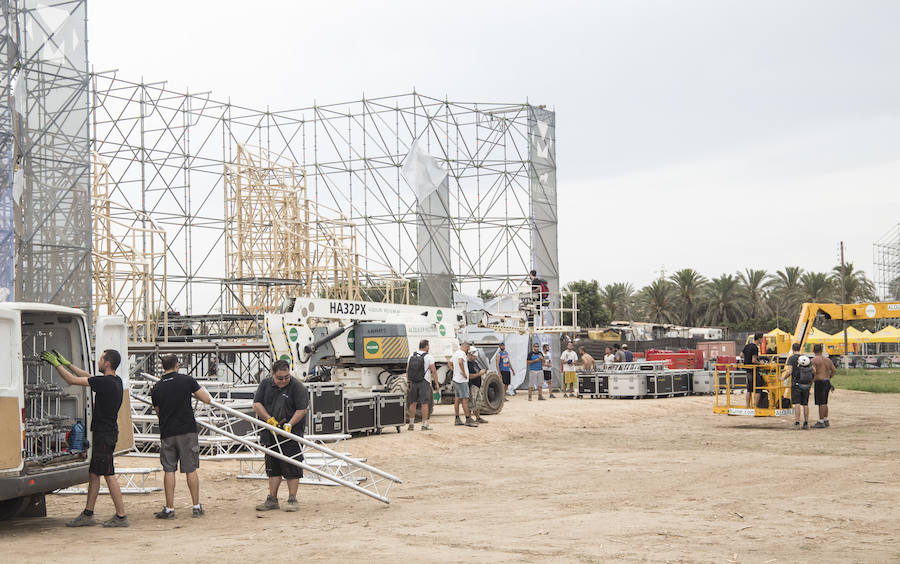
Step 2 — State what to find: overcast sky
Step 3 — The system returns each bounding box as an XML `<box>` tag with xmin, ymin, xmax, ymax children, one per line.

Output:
<box><xmin>88</xmin><ymin>0</ymin><xmax>900</xmax><ymax>289</ymax></box>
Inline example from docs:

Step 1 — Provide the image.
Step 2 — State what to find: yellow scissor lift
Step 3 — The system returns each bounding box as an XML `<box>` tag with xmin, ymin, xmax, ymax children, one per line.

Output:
<box><xmin>713</xmin><ymin>363</ymin><xmax>794</xmax><ymax>416</ymax></box>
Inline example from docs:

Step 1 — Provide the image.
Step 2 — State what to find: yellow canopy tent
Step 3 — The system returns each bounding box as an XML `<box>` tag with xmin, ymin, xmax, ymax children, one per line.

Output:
<box><xmin>871</xmin><ymin>326</ymin><xmax>900</xmax><ymax>343</ymax></box>
<box><xmin>806</xmin><ymin>327</ymin><xmax>832</xmax><ymax>343</ymax></box>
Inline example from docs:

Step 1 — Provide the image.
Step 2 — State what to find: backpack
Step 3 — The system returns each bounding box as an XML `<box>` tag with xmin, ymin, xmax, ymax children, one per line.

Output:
<box><xmin>408</xmin><ymin>352</ymin><xmax>426</xmax><ymax>383</ymax></box>
<box><xmin>538</xmin><ymin>279</ymin><xmax>549</xmax><ymax>296</ymax></box>
<box><xmin>798</xmin><ymin>365</ymin><xmax>814</xmax><ymax>385</ymax></box>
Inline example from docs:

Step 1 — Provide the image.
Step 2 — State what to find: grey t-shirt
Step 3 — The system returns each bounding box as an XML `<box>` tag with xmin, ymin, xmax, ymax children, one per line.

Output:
<box><xmin>614</xmin><ymin>350</ymin><xmax>627</xmax><ymax>363</ymax></box>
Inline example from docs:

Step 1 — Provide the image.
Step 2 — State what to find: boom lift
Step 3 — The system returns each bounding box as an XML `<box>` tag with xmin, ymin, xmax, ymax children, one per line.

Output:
<box><xmin>715</xmin><ymin>300</ymin><xmax>900</xmax><ymax>417</ymax></box>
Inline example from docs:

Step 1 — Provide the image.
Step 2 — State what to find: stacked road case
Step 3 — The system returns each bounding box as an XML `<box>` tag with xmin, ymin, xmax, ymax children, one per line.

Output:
<box><xmin>306</xmin><ymin>382</ymin><xmax>344</xmax><ymax>434</ymax></box>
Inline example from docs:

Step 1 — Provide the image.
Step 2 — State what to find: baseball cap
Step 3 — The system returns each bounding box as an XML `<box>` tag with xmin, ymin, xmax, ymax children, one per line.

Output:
<box><xmin>622</xmin><ymin>344</ymin><xmax>629</xmax><ymax>349</ymax></box>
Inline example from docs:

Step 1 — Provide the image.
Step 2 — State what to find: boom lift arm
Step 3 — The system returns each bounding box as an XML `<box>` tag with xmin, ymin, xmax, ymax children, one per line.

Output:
<box><xmin>793</xmin><ymin>301</ymin><xmax>900</xmax><ymax>348</ymax></box>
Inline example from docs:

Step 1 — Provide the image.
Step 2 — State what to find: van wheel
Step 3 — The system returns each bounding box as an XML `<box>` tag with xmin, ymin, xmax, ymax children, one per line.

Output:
<box><xmin>0</xmin><ymin>496</ymin><xmax>28</xmax><ymax>520</ymax></box>
<box><xmin>478</xmin><ymin>372</ymin><xmax>505</xmax><ymax>415</ymax></box>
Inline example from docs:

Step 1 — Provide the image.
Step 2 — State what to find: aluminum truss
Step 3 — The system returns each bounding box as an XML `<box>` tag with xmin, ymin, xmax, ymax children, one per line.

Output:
<box><xmin>1</xmin><ymin>0</ymin><xmax>91</xmax><ymax>311</ymax></box>
<box><xmin>91</xmin><ymin>75</ymin><xmax>558</xmax><ymax>325</ymax></box>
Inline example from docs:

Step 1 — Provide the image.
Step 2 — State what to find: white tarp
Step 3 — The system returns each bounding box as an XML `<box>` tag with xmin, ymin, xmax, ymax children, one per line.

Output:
<box><xmin>401</xmin><ymin>139</ymin><xmax>447</xmax><ymax>201</ymax></box>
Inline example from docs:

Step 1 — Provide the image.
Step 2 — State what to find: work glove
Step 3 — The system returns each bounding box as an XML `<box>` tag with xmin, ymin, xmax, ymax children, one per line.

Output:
<box><xmin>41</xmin><ymin>351</ymin><xmax>61</xmax><ymax>367</ymax></box>
<box><xmin>265</xmin><ymin>416</ymin><xmax>279</xmax><ymax>427</ymax></box>
<box><xmin>52</xmin><ymin>350</ymin><xmax>71</xmax><ymax>366</ymax></box>
<box><xmin>283</xmin><ymin>423</ymin><xmax>292</xmax><ymax>434</ymax></box>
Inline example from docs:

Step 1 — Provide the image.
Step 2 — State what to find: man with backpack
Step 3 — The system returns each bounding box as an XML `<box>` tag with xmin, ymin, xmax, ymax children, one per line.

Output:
<box><xmin>782</xmin><ymin>342</ymin><xmax>813</xmax><ymax>429</ymax></box>
<box><xmin>406</xmin><ymin>339</ymin><xmax>439</xmax><ymax>431</ymax></box>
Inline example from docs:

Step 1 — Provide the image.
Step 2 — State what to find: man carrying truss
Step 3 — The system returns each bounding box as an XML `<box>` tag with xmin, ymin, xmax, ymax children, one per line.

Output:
<box><xmin>42</xmin><ymin>349</ymin><xmax>129</xmax><ymax>527</ymax></box>
<box><xmin>150</xmin><ymin>354</ymin><xmax>212</xmax><ymax>519</ymax></box>
<box><xmin>253</xmin><ymin>359</ymin><xmax>309</xmax><ymax>511</ymax></box>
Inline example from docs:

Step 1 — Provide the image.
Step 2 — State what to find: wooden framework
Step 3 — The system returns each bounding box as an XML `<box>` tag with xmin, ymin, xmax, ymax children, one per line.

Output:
<box><xmin>91</xmin><ymin>152</ymin><xmax>168</xmax><ymax>341</ymax></box>
<box><xmin>224</xmin><ymin>144</ymin><xmax>409</xmax><ymax>317</ymax></box>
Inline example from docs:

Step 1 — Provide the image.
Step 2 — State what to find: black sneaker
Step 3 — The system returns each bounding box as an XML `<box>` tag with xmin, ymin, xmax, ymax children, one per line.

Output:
<box><xmin>192</xmin><ymin>505</ymin><xmax>204</xmax><ymax>518</ymax></box>
<box><xmin>793</xmin><ymin>421</ymin><xmax>801</xmax><ymax>430</ymax></box>
<box><xmin>813</xmin><ymin>421</ymin><xmax>826</xmax><ymax>429</ymax></box>
<box><xmin>154</xmin><ymin>508</ymin><xmax>175</xmax><ymax>519</ymax></box>
<box><xmin>802</xmin><ymin>421</ymin><xmax>809</xmax><ymax>430</ymax></box>
<box><xmin>824</xmin><ymin>420</ymin><xmax>830</xmax><ymax>427</ymax></box>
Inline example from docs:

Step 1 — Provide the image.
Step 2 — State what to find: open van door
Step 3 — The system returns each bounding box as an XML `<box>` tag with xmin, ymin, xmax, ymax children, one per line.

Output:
<box><xmin>0</xmin><ymin>308</ymin><xmax>23</xmax><ymax>475</ymax></box>
<box><xmin>95</xmin><ymin>316</ymin><xmax>133</xmax><ymax>453</ymax></box>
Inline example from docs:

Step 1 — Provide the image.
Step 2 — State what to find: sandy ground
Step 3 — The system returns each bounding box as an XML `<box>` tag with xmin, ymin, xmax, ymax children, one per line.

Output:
<box><xmin>3</xmin><ymin>389</ymin><xmax>900</xmax><ymax>563</ymax></box>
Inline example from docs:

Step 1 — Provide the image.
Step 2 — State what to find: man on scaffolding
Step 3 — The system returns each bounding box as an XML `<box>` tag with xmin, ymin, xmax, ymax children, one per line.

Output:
<box><xmin>252</xmin><ymin>359</ymin><xmax>309</xmax><ymax>512</ymax></box>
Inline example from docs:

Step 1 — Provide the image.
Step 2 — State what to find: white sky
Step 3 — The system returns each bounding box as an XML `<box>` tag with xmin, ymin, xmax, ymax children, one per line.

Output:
<box><xmin>88</xmin><ymin>0</ymin><xmax>900</xmax><ymax>289</ymax></box>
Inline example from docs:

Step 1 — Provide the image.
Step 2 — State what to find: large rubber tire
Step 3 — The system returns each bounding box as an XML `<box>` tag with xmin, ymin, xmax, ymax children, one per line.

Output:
<box><xmin>478</xmin><ymin>372</ymin><xmax>505</xmax><ymax>415</ymax></box>
<box><xmin>388</xmin><ymin>374</ymin><xmax>408</xmax><ymax>398</ymax></box>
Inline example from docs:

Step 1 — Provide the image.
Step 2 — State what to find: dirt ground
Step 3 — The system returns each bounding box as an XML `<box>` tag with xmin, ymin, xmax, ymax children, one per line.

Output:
<box><xmin>3</xmin><ymin>389</ymin><xmax>900</xmax><ymax>563</ymax></box>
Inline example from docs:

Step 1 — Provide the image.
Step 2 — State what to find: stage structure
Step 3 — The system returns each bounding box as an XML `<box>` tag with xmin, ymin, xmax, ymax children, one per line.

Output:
<box><xmin>1</xmin><ymin>0</ymin><xmax>92</xmax><ymax>312</ymax></box>
<box><xmin>874</xmin><ymin>224</ymin><xmax>900</xmax><ymax>303</ymax></box>
<box><xmin>90</xmin><ymin>75</ymin><xmax>559</xmax><ymax>335</ymax></box>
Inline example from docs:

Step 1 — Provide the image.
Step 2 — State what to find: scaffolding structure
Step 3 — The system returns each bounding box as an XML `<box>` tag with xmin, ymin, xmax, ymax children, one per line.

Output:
<box><xmin>92</xmin><ymin>151</ymin><xmax>167</xmax><ymax>341</ymax></box>
<box><xmin>1</xmin><ymin>0</ymin><xmax>92</xmax><ymax>312</ymax></box>
<box><xmin>91</xmin><ymin>74</ymin><xmax>558</xmax><ymax>328</ymax></box>
<box><xmin>874</xmin><ymin>223</ymin><xmax>900</xmax><ymax>301</ymax></box>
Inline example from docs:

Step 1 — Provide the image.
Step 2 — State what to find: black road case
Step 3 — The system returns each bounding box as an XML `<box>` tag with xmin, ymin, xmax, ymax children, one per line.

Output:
<box><xmin>305</xmin><ymin>382</ymin><xmax>344</xmax><ymax>435</ymax></box>
<box><xmin>376</xmin><ymin>392</ymin><xmax>406</xmax><ymax>432</ymax></box>
<box><xmin>671</xmin><ymin>372</ymin><xmax>691</xmax><ymax>395</ymax></box>
<box><xmin>344</xmin><ymin>393</ymin><xmax>377</xmax><ymax>434</ymax></box>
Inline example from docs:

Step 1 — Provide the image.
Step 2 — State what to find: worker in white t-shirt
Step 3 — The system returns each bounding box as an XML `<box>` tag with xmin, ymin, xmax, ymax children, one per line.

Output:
<box><xmin>450</xmin><ymin>342</ymin><xmax>478</xmax><ymax>427</ymax></box>
<box><xmin>560</xmin><ymin>341</ymin><xmax>578</xmax><ymax>397</ymax></box>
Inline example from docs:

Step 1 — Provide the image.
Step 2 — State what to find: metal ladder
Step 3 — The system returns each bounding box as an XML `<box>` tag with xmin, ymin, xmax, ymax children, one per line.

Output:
<box><xmin>132</xmin><ymin>373</ymin><xmax>402</xmax><ymax>504</ymax></box>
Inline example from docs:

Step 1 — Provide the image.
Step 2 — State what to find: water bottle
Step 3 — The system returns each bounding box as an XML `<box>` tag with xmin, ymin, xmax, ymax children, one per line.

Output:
<box><xmin>69</xmin><ymin>420</ymin><xmax>85</xmax><ymax>453</ymax></box>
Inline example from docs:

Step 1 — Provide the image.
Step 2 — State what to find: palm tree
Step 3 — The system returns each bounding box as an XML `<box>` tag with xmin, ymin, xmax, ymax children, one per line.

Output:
<box><xmin>800</xmin><ymin>271</ymin><xmax>835</xmax><ymax>303</ymax></box>
<box><xmin>831</xmin><ymin>263</ymin><xmax>877</xmax><ymax>303</ymax></box>
<box><xmin>738</xmin><ymin>268</ymin><xmax>772</xmax><ymax>320</ymax></box>
<box><xmin>704</xmin><ymin>274</ymin><xmax>745</xmax><ymax>325</ymax></box>
<box><xmin>669</xmin><ymin>268</ymin><xmax>708</xmax><ymax>326</ymax></box>
<box><xmin>639</xmin><ymin>278</ymin><xmax>677</xmax><ymax>324</ymax></box>
<box><xmin>600</xmin><ymin>282</ymin><xmax>635</xmax><ymax>321</ymax></box>
<box><xmin>769</xmin><ymin>266</ymin><xmax>804</xmax><ymax>318</ymax></box>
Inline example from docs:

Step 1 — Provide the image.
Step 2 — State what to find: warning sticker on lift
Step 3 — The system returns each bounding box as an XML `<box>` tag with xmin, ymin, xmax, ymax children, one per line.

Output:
<box><xmin>361</xmin><ymin>336</ymin><xmax>409</xmax><ymax>361</ymax></box>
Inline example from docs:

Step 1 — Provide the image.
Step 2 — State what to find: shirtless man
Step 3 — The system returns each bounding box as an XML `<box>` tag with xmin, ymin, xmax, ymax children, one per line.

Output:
<box><xmin>811</xmin><ymin>344</ymin><xmax>836</xmax><ymax>428</ymax></box>
<box><xmin>578</xmin><ymin>346</ymin><xmax>595</xmax><ymax>371</ymax></box>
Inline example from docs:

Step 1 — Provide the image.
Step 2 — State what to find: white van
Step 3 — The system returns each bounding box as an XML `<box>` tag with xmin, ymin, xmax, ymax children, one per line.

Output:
<box><xmin>0</xmin><ymin>303</ymin><xmax>132</xmax><ymax>519</ymax></box>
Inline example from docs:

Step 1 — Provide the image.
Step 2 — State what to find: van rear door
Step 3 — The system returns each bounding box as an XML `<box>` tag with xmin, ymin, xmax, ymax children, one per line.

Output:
<box><xmin>95</xmin><ymin>316</ymin><xmax>133</xmax><ymax>454</ymax></box>
<box><xmin>0</xmin><ymin>308</ymin><xmax>23</xmax><ymax>474</ymax></box>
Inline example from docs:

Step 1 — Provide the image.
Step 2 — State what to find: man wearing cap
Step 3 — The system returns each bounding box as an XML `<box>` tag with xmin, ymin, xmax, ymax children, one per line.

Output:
<box><xmin>494</xmin><ymin>342</ymin><xmax>515</xmax><ymax>399</ymax></box>
<box><xmin>622</xmin><ymin>344</ymin><xmax>634</xmax><ymax>362</ymax></box>
<box><xmin>466</xmin><ymin>349</ymin><xmax>489</xmax><ymax>424</ymax></box>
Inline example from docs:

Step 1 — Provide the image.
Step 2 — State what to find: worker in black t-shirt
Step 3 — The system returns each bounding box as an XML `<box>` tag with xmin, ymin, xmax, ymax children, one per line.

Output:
<box><xmin>742</xmin><ymin>332</ymin><xmax>764</xmax><ymax>408</ymax></box>
<box><xmin>252</xmin><ymin>359</ymin><xmax>309</xmax><ymax>512</ymax></box>
<box><xmin>150</xmin><ymin>354</ymin><xmax>212</xmax><ymax>519</ymax></box>
<box><xmin>42</xmin><ymin>348</ymin><xmax>129</xmax><ymax>528</ymax></box>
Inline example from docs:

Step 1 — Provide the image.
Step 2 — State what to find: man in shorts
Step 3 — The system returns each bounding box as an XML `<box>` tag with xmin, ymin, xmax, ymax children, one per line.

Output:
<box><xmin>781</xmin><ymin>342</ymin><xmax>811</xmax><ymax>429</ymax></box>
<box><xmin>560</xmin><ymin>341</ymin><xmax>578</xmax><ymax>397</ymax></box>
<box><xmin>406</xmin><ymin>339</ymin><xmax>438</xmax><ymax>431</ymax></box>
<box><xmin>811</xmin><ymin>344</ymin><xmax>836</xmax><ymax>428</ymax></box>
<box><xmin>494</xmin><ymin>342</ymin><xmax>515</xmax><ymax>399</ymax></box>
<box><xmin>542</xmin><ymin>344</ymin><xmax>556</xmax><ymax>398</ymax></box>
<box><xmin>253</xmin><ymin>359</ymin><xmax>309</xmax><ymax>511</ymax></box>
<box><xmin>451</xmin><ymin>342</ymin><xmax>478</xmax><ymax>427</ymax></box>
<box><xmin>527</xmin><ymin>342</ymin><xmax>545</xmax><ymax>401</ymax></box>
<box><xmin>42</xmin><ymin>349</ymin><xmax>129</xmax><ymax>527</ymax></box>
<box><xmin>742</xmin><ymin>332</ymin><xmax>764</xmax><ymax>408</ymax></box>
<box><xmin>151</xmin><ymin>354</ymin><xmax>212</xmax><ymax>519</ymax></box>
<box><xmin>467</xmin><ymin>349</ymin><xmax>489</xmax><ymax>424</ymax></box>
<box><xmin>579</xmin><ymin>346</ymin><xmax>596</xmax><ymax>372</ymax></box>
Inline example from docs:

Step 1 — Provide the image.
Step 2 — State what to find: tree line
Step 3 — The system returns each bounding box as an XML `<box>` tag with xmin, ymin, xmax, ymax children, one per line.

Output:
<box><xmin>564</xmin><ymin>264</ymin><xmax>878</xmax><ymax>331</ymax></box>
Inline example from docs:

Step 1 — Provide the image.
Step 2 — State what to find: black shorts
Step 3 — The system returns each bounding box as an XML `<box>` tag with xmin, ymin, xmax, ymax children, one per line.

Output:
<box><xmin>814</xmin><ymin>379</ymin><xmax>832</xmax><ymax>405</ymax></box>
<box><xmin>543</xmin><ymin>370</ymin><xmax>552</xmax><ymax>382</ymax></box>
<box><xmin>747</xmin><ymin>372</ymin><xmax>766</xmax><ymax>392</ymax></box>
<box><xmin>500</xmin><ymin>371</ymin><xmax>511</xmax><ymax>385</ymax></box>
<box><xmin>407</xmin><ymin>379</ymin><xmax>432</xmax><ymax>407</ymax></box>
<box><xmin>792</xmin><ymin>384</ymin><xmax>811</xmax><ymax>406</ymax></box>
<box><xmin>264</xmin><ymin>437</ymin><xmax>303</xmax><ymax>479</ymax></box>
<box><xmin>89</xmin><ymin>431</ymin><xmax>118</xmax><ymax>476</ymax></box>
